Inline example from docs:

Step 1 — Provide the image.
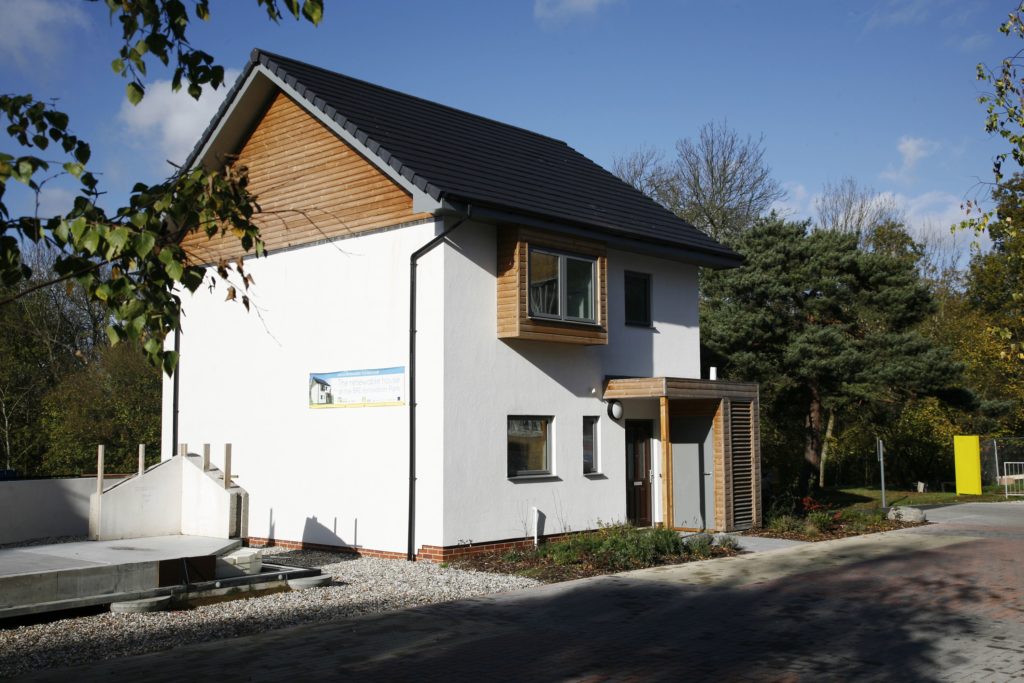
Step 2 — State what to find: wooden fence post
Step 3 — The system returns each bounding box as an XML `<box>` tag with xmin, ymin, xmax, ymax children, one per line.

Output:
<box><xmin>138</xmin><ymin>444</ymin><xmax>146</xmax><ymax>476</ymax></box>
<box><xmin>223</xmin><ymin>443</ymin><xmax>232</xmax><ymax>489</ymax></box>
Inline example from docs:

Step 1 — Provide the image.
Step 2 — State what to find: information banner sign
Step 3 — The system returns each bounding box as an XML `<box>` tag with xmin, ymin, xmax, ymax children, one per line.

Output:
<box><xmin>308</xmin><ymin>366</ymin><xmax>405</xmax><ymax>408</ymax></box>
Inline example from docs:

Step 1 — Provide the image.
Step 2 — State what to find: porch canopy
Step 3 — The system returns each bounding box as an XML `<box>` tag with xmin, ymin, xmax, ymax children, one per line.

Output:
<box><xmin>603</xmin><ymin>377</ymin><xmax>761</xmax><ymax>532</ymax></box>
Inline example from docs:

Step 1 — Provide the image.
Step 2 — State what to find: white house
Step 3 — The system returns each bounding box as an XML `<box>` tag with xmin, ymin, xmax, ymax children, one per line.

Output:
<box><xmin>162</xmin><ymin>49</ymin><xmax>761</xmax><ymax>561</ymax></box>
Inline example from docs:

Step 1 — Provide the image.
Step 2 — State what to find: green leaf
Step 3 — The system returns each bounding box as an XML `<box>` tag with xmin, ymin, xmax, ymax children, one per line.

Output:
<box><xmin>111</xmin><ymin>57</ymin><xmax>124</xmax><ymax>74</ymax></box>
<box><xmin>302</xmin><ymin>0</ymin><xmax>323</xmax><ymax>25</ymax></box>
<box><xmin>126</xmin><ymin>82</ymin><xmax>144</xmax><ymax>105</ymax></box>
<box><xmin>164</xmin><ymin>258</ymin><xmax>184</xmax><ymax>281</ymax></box>
<box><xmin>106</xmin><ymin>325</ymin><xmax>122</xmax><ymax>345</ymax></box>
<box><xmin>80</xmin><ymin>228</ymin><xmax>100</xmax><ymax>254</ymax></box>
<box><xmin>162</xmin><ymin>350</ymin><xmax>180</xmax><ymax>376</ymax></box>
<box><xmin>69</xmin><ymin>217</ymin><xmax>88</xmax><ymax>242</ymax></box>
<box><xmin>63</xmin><ymin>161</ymin><xmax>84</xmax><ymax>178</ymax></box>
<box><xmin>135</xmin><ymin>231</ymin><xmax>156</xmax><ymax>258</ymax></box>
<box><xmin>94</xmin><ymin>284</ymin><xmax>111</xmax><ymax>301</ymax></box>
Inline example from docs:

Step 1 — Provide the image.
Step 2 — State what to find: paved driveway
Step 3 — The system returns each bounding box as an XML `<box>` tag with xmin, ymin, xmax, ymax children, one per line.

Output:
<box><xmin>24</xmin><ymin>502</ymin><xmax>1024</xmax><ymax>682</ymax></box>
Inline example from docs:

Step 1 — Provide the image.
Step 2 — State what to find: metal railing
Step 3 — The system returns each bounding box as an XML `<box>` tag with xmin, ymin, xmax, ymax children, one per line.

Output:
<box><xmin>1002</xmin><ymin>461</ymin><xmax>1024</xmax><ymax>497</ymax></box>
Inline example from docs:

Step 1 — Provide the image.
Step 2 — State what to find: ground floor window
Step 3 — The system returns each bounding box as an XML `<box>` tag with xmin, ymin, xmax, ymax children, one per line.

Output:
<box><xmin>583</xmin><ymin>416</ymin><xmax>599</xmax><ymax>474</ymax></box>
<box><xmin>508</xmin><ymin>416</ymin><xmax>552</xmax><ymax>477</ymax></box>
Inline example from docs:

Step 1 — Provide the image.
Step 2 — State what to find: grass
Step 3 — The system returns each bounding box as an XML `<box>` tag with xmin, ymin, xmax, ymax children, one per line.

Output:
<box><xmin>453</xmin><ymin>524</ymin><xmax>739</xmax><ymax>583</ymax></box>
<box><xmin>818</xmin><ymin>486</ymin><xmax>1010</xmax><ymax>512</ymax></box>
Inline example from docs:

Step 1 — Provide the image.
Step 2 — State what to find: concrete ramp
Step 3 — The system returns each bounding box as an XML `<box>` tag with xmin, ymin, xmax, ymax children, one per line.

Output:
<box><xmin>0</xmin><ymin>536</ymin><xmax>239</xmax><ymax>619</ymax></box>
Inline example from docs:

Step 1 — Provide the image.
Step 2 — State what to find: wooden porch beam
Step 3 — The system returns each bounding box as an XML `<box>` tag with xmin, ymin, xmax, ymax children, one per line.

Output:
<box><xmin>659</xmin><ymin>396</ymin><xmax>672</xmax><ymax>528</ymax></box>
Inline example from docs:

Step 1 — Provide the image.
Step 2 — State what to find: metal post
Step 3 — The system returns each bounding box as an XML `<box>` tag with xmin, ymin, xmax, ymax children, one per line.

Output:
<box><xmin>202</xmin><ymin>443</ymin><xmax>210</xmax><ymax>472</ymax></box>
<box><xmin>138</xmin><ymin>444</ymin><xmax>146</xmax><ymax>476</ymax></box>
<box><xmin>877</xmin><ymin>438</ymin><xmax>887</xmax><ymax>509</ymax></box>
<box><xmin>993</xmin><ymin>439</ymin><xmax>1004</xmax><ymax>499</ymax></box>
<box><xmin>223</xmin><ymin>443</ymin><xmax>232</xmax><ymax>489</ymax></box>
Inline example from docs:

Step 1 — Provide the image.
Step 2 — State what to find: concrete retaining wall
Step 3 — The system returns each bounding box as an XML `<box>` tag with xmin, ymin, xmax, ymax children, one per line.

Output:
<box><xmin>91</xmin><ymin>455</ymin><xmax>242</xmax><ymax>541</ymax></box>
<box><xmin>0</xmin><ymin>478</ymin><xmax>96</xmax><ymax>545</ymax></box>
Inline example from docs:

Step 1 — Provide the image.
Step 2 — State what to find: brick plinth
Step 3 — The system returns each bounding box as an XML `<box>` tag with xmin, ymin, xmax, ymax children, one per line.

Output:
<box><xmin>245</xmin><ymin>532</ymin><xmax>584</xmax><ymax>563</ymax></box>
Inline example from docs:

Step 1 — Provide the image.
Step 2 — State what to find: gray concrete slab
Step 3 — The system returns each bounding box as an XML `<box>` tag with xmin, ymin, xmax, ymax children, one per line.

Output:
<box><xmin>0</xmin><ymin>536</ymin><xmax>241</xmax><ymax>616</ymax></box>
<box><xmin>0</xmin><ymin>535</ymin><xmax>239</xmax><ymax>578</ymax></box>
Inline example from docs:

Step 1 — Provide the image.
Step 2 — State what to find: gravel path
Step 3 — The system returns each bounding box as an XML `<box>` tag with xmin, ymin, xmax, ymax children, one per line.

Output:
<box><xmin>0</xmin><ymin>548</ymin><xmax>539</xmax><ymax>679</ymax></box>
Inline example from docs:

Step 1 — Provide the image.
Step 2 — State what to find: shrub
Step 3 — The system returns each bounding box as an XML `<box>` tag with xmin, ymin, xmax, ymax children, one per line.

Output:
<box><xmin>805</xmin><ymin>511</ymin><xmax>835</xmax><ymax>533</ymax></box>
<box><xmin>539</xmin><ymin>523</ymin><xmax>687</xmax><ymax>571</ymax></box>
<box><xmin>715</xmin><ymin>534</ymin><xmax>741</xmax><ymax>552</ymax></box>
<box><xmin>684</xmin><ymin>533</ymin><xmax>714</xmax><ymax>558</ymax></box>
<box><xmin>767</xmin><ymin>514</ymin><xmax>802</xmax><ymax>534</ymax></box>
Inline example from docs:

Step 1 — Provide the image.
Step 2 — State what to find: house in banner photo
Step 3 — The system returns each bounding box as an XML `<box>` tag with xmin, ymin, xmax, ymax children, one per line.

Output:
<box><xmin>163</xmin><ymin>49</ymin><xmax>762</xmax><ymax>562</ymax></box>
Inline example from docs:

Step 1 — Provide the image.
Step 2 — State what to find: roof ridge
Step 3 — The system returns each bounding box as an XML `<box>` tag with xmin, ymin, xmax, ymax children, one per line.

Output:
<box><xmin>253</xmin><ymin>48</ymin><xmax>574</xmax><ymax>150</ymax></box>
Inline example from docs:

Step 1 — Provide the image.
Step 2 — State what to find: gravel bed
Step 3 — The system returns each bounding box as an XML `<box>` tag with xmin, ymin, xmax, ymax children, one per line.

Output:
<box><xmin>0</xmin><ymin>549</ymin><xmax>539</xmax><ymax>678</ymax></box>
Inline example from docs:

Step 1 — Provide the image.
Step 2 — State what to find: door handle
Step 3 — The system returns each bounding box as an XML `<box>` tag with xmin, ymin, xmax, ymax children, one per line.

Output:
<box><xmin>633</xmin><ymin>482</ymin><xmax>642</xmax><ymax>486</ymax></box>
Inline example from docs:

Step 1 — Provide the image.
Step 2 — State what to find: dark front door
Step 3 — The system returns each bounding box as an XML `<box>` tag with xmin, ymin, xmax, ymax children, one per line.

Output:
<box><xmin>625</xmin><ymin>420</ymin><xmax>653</xmax><ymax>527</ymax></box>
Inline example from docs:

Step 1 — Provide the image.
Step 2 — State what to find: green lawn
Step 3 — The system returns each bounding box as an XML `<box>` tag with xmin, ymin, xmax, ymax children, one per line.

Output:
<box><xmin>817</xmin><ymin>486</ymin><xmax>1011</xmax><ymax>512</ymax></box>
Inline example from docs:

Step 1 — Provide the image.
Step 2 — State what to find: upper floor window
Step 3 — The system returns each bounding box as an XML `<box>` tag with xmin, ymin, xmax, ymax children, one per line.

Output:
<box><xmin>624</xmin><ymin>271</ymin><xmax>651</xmax><ymax>327</ymax></box>
<box><xmin>529</xmin><ymin>248</ymin><xmax>597</xmax><ymax>323</ymax></box>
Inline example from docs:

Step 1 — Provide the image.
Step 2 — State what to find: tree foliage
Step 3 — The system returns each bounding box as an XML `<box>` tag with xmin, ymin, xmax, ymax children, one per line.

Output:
<box><xmin>1</xmin><ymin>0</ymin><xmax>324</xmax><ymax>374</ymax></box>
<box><xmin>41</xmin><ymin>343</ymin><xmax>161</xmax><ymax>475</ymax></box>
<box><xmin>613</xmin><ymin>121</ymin><xmax>785</xmax><ymax>244</ymax></box>
<box><xmin>701</xmin><ymin>218</ymin><xmax>960</xmax><ymax>492</ymax></box>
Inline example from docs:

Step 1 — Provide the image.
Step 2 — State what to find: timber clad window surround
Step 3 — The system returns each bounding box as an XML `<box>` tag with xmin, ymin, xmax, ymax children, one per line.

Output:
<box><xmin>583</xmin><ymin>416</ymin><xmax>599</xmax><ymax>474</ymax></box>
<box><xmin>497</xmin><ymin>227</ymin><xmax>608</xmax><ymax>345</ymax></box>
<box><xmin>508</xmin><ymin>416</ymin><xmax>553</xmax><ymax>478</ymax></box>
<box><xmin>624</xmin><ymin>271</ymin><xmax>652</xmax><ymax>327</ymax></box>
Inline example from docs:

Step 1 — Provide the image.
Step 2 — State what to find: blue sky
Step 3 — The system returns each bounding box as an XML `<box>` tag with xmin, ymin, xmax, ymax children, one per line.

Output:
<box><xmin>0</xmin><ymin>0</ymin><xmax>1015</xmax><ymax>256</ymax></box>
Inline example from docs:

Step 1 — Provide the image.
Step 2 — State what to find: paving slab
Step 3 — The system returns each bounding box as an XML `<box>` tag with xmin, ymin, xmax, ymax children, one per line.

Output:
<box><xmin>733</xmin><ymin>533</ymin><xmax>807</xmax><ymax>553</ymax></box>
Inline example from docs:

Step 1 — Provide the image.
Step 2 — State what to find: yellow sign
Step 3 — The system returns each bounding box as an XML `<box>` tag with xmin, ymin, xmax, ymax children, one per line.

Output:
<box><xmin>953</xmin><ymin>435</ymin><xmax>982</xmax><ymax>495</ymax></box>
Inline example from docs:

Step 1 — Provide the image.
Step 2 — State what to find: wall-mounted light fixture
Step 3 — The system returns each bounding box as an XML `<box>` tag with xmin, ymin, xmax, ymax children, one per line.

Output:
<box><xmin>607</xmin><ymin>400</ymin><xmax>624</xmax><ymax>420</ymax></box>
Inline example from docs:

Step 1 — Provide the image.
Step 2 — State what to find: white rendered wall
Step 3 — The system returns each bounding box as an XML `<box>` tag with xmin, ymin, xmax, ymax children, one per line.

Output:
<box><xmin>162</xmin><ymin>221</ymin><xmax>446</xmax><ymax>555</ymax></box>
<box><xmin>440</xmin><ymin>223</ymin><xmax>700</xmax><ymax>545</ymax></box>
<box><xmin>93</xmin><ymin>458</ymin><xmax>182</xmax><ymax>539</ymax></box>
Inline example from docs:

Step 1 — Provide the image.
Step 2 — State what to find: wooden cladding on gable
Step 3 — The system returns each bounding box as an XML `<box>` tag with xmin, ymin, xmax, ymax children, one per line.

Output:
<box><xmin>182</xmin><ymin>91</ymin><xmax>432</xmax><ymax>264</ymax></box>
<box><xmin>496</xmin><ymin>226</ymin><xmax>608</xmax><ymax>345</ymax></box>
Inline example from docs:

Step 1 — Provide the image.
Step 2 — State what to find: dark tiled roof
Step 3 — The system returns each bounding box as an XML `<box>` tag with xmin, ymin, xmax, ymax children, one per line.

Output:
<box><xmin>191</xmin><ymin>49</ymin><xmax>740</xmax><ymax>264</ymax></box>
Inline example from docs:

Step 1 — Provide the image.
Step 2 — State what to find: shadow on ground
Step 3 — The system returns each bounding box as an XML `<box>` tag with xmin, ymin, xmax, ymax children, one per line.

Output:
<box><xmin>23</xmin><ymin>535</ymin><xmax>1021</xmax><ymax>682</ymax></box>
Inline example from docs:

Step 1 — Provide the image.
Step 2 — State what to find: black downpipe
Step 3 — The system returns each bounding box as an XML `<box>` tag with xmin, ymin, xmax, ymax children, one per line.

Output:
<box><xmin>408</xmin><ymin>210</ymin><xmax>470</xmax><ymax>561</ymax></box>
<box><xmin>171</xmin><ymin>327</ymin><xmax>181</xmax><ymax>455</ymax></box>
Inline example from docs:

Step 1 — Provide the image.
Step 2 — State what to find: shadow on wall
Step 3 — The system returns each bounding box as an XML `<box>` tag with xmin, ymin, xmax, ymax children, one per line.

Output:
<box><xmin>302</xmin><ymin>515</ymin><xmax>349</xmax><ymax>548</ymax></box>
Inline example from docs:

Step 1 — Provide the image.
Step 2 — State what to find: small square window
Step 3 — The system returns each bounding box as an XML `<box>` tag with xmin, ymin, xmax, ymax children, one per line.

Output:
<box><xmin>508</xmin><ymin>416</ymin><xmax>552</xmax><ymax>477</ymax></box>
<box><xmin>624</xmin><ymin>271</ymin><xmax>651</xmax><ymax>327</ymax></box>
<box><xmin>583</xmin><ymin>416</ymin><xmax>599</xmax><ymax>474</ymax></box>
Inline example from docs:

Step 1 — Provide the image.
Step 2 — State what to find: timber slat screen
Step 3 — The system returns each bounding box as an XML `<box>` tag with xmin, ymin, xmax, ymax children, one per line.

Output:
<box><xmin>730</xmin><ymin>400</ymin><xmax>755</xmax><ymax>530</ymax></box>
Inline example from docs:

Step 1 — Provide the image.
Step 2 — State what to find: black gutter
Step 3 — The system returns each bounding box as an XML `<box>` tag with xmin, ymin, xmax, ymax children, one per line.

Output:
<box><xmin>407</xmin><ymin>209</ymin><xmax>471</xmax><ymax>561</ymax></box>
<box><xmin>171</xmin><ymin>327</ymin><xmax>181</xmax><ymax>455</ymax></box>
